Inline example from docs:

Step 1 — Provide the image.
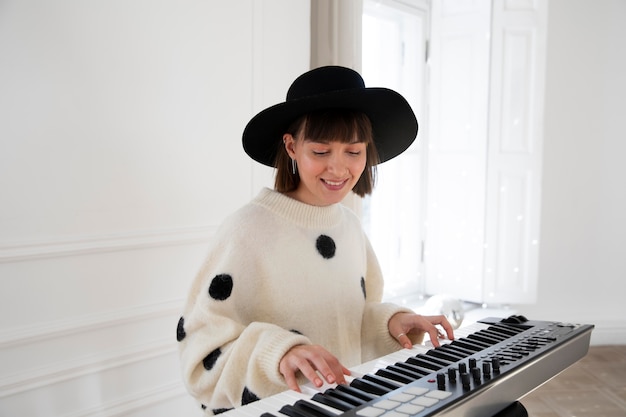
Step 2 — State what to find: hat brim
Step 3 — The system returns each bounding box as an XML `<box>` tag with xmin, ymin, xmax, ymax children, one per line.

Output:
<box><xmin>242</xmin><ymin>87</ymin><xmax>418</xmax><ymax>167</ymax></box>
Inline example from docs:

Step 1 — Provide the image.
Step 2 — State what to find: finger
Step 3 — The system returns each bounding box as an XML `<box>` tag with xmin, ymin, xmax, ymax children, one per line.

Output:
<box><xmin>282</xmin><ymin>370</ymin><xmax>301</xmax><ymax>392</ymax></box>
<box><xmin>312</xmin><ymin>358</ymin><xmax>349</xmax><ymax>385</ymax></box>
<box><xmin>428</xmin><ymin>327</ymin><xmax>442</xmax><ymax>347</ymax></box>
<box><xmin>299</xmin><ymin>363</ymin><xmax>324</xmax><ymax>388</ymax></box>
<box><xmin>439</xmin><ymin>318</ymin><xmax>455</xmax><ymax>340</ymax></box>
<box><xmin>395</xmin><ymin>332</ymin><xmax>413</xmax><ymax>349</ymax></box>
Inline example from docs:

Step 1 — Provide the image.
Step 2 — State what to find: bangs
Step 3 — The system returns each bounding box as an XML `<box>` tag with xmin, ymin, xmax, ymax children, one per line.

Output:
<box><xmin>292</xmin><ymin>110</ymin><xmax>373</xmax><ymax>144</ymax></box>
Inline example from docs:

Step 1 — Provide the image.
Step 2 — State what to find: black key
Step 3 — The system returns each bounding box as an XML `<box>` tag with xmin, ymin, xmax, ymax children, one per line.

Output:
<box><xmin>363</xmin><ymin>374</ymin><xmax>403</xmax><ymax>390</ymax></box>
<box><xmin>279</xmin><ymin>404</ymin><xmax>309</xmax><ymax>417</ymax></box>
<box><xmin>427</xmin><ymin>348</ymin><xmax>465</xmax><ymax>362</ymax></box>
<box><xmin>325</xmin><ymin>389</ymin><xmax>368</xmax><ymax>407</ymax></box>
<box><xmin>406</xmin><ymin>356</ymin><xmax>443</xmax><ymax>371</ymax></box>
<box><xmin>311</xmin><ymin>393</ymin><xmax>352</xmax><ymax>412</ymax></box>
<box><xmin>375</xmin><ymin>368</ymin><xmax>414</xmax><ymax>384</ymax></box>
<box><xmin>335</xmin><ymin>384</ymin><xmax>376</xmax><ymax>402</ymax></box>
<box><xmin>394</xmin><ymin>361</ymin><xmax>431</xmax><ymax>376</ymax></box>
<box><xmin>469</xmin><ymin>332</ymin><xmax>501</xmax><ymax>345</ymax></box>
<box><xmin>482</xmin><ymin>329</ymin><xmax>510</xmax><ymax>341</ymax></box>
<box><xmin>466</xmin><ymin>334</ymin><xmax>493</xmax><ymax>347</ymax></box>
<box><xmin>489</xmin><ymin>323</ymin><xmax>524</xmax><ymax>336</ymax></box>
<box><xmin>293</xmin><ymin>399</ymin><xmax>337</xmax><ymax>417</ymax></box>
<box><xmin>452</xmin><ymin>338</ymin><xmax>488</xmax><ymax>351</ymax></box>
<box><xmin>261</xmin><ymin>413</ymin><xmax>278</xmax><ymax>417</ymax></box>
<box><xmin>387</xmin><ymin>364</ymin><xmax>425</xmax><ymax>380</ymax></box>
<box><xmin>417</xmin><ymin>354</ymin><xmax>453</xmax><ymax>367</ymax></box>
<box><xmin>440</xmin><ymin>343</ymin><xmax>475</xmax><ymax>357</ymax></box>
<box><xmin>350</xmin><ymin>378</ymin><xmax>392</xmax><ymax>396</ymax></box>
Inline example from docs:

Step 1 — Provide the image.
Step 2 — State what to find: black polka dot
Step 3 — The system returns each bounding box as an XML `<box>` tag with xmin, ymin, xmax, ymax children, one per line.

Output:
<box><xmin>213</xmin><ymin>408</ymin><xmax>233</xmax><ymax>415</ymax></box>
<box><xmin>209</xmin><ymin>274</ymin><xmax>233</xmax><ymax>300</ymax></box>
<box><xmin>201</xmin><ymin>404</ymin><xmax>207</xmax><ymax>410</ymax></box>
<box><xmin>203</xmin><ymin>348</ymin><xmax>222</xmax><ymax>371</ymax></box>
<box><xmin>361</xmin><ymin>277</ymin><xmax>367</xmax><ymax>299</ymax></box>
<box><xmin>176</xmin><ymin>316</ymin><xmax>186</xmax><ymax>342</ymax></box>
<box><xmin>316</xmin><ymin>235</ymin><xmax>336</xmax><ymax>259</ymax></box>
<box><xmin>242</xmin><ymin>387</ymin><xmax>260</xmax><ymax>405</ymax></box>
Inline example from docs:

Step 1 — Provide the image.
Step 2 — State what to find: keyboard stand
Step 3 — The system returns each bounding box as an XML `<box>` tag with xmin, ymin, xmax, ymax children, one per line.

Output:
<box><xmin>493</xmin><ymin>401</ymin><xmax>528</xmax><ymax>417</ymax></box>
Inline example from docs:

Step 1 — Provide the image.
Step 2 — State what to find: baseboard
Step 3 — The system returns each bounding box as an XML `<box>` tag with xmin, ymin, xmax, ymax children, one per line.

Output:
<box><xmin>588</xmin><ymin>320</ymin><xmax>626</xmax><ymax>346</ymax></box>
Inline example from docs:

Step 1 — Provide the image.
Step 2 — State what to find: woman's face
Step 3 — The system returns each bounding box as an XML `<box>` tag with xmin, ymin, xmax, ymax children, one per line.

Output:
<box><xmin>283</xmin><ymin>134</ymin><xmax>367</xmax><ymax>206</ymax></box>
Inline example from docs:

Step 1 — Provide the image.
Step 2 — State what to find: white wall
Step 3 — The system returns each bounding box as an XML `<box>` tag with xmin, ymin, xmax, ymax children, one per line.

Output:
<box><xmin>515</xmin><ymin>0</ymin><xmax>626</xmax><ymax>345</ymax></box>
<box><xmin>0</xmin><ymin>1</ymin><xmax>309</xmax><ymax>416</ymax></box>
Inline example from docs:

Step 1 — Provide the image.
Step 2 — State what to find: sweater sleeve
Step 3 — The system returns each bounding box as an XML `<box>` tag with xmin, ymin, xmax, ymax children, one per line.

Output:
<box><xmin>177</xmin><ymin>217</ymin><xmax>310</xmax><ymax>414</ymax></box>
<box><xmin>360</xmin><ymin>235</ymin><xmax>425</xmax><ymax>362</ymax></box>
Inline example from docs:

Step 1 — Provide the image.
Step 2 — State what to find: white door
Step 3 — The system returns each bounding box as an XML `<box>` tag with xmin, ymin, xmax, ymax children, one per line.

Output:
<box><xmin>482</xmin><ymin>0</ymin><xmax>547</xmax><ymax>304</ymax></box>
<box><xmin>426</xmin><ymin>0</ymin><xmax>546</xmax><ymax>304</ymax></box>
<box><xmin>424</xmin><ymin>0</ymin><xmax>492</xmax><ymax>301</ymax></box>
<box><xmin>362</xmin><ymin>0</ymin><xmax>430</xmax><ymax>303</ymax></box>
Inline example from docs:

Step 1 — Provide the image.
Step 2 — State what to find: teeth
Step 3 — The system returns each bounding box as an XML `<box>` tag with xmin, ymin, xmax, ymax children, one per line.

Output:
<box><xmin>324</xmin><ymin>179</ymin><xmax>344</xmax><ymax>186</ymax></box>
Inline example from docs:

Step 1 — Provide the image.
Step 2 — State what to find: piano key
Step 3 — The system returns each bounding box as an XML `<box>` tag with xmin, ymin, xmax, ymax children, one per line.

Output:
<box><xmin>392</xmin><ymin>361</ymin><xmax>431</xmax><ymax>376</ymax></box>
<box><xmin>405</xmin><ymin>356</ymin><xmax>444</xmax><ymax>371</ymax></box>
<box><xmin>385</xmin><ymin>364</ymin><xmax>425</xmax><ymax>380</ymax></box>
<box><xmin>489</xmin><ymin>323</ymin><xmax>524</xmax><ymax>337</ymax></box>
<box><xmin>450</xmin><ymin>338</ymin><xmax>487</xmax><ymax>352</ymax></box>
<box><xmin>374</xmin><ymin>368</ymin><xmax>414</xmax><ymax>384</ymax></box>
<box><xmin>426</xmin><ymin>347</ymin><xmax>465</xmax><ymax>362</ymax></box>
<box><xmin>311</xmin><ymin>392</ymin><xmax>354</xmax><ymax>412</ymax></box>
<box><xmin>482</xmin><ymin>329</ymin><xmax>511</xmax><ymax>341</ymax></box>
<box><xmin>279</xmin><ymin>404</ymin><xmax>310</xmax><ymax>417</ymax></box>
<box><xmin>350</xmin><ymin>378</ymin><xmax>393</xmax><ymax>396</ymax></box>
<box><xmin>469</xmin><ymin>331</ymin><xmax>503</xmax><ymax>345</ymax></box>
<box><xmin>287</xmin><ymin>393</ymin><xmax>341</xmax><ymax>416</ymax></box>
<box><xmin>439</xmin><ymin>343</ymin><xmax>475</xmax><ymax>357</ymax></box>
<box><xmin>285</xmin><ymin>399</ymin><xmax>338</xmax><ymax>417</ymax></box>
<box><xmin>323</xmin><ymin>388</ymin><xmax>368</xmax><ymax>407</ymax></box>
<box><xmin>334</xmin><ymin>383</ymin><xmax>377</xmax><ymax>402</ymax></box>
<box><xmin>362</xmin><ymin>374</ymin><xmax>404</xmax><ymax>391</ymax></box>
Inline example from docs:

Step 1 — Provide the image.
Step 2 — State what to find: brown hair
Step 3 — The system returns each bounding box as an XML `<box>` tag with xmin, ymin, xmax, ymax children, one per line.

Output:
<box><xmin>274</xmin><ymin>110</ymin><xmax>380</xmax><ymax>197</ymax></box>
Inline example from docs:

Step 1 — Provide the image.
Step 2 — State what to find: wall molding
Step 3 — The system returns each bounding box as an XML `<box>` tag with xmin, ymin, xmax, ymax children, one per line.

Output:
<box><xmin>62</xmin><ymin>382</ymin><xmax>190</xmax><ymax>417</ymax></box>
<box><xmin>0</xmin><ymin>299</ymin><xmax>184</xmax><ymax>397</ymax></box>
<box><xmin>0</xmin><ymin>225</ymin><xmax>216</xmax><ymax>263</ymax></box>
<box><xmin>0</xmin><ymin>335</ymin><xmax>177</xmax><ymax>398</ymax></box>
<box><xmin>0</xmin><ymin>299</ymin><xmax>182</xmax><ymax>349</ymax></box>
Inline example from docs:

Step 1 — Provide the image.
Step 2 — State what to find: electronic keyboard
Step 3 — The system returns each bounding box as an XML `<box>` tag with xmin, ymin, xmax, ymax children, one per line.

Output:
<box><xmin>221</xmin><ymin>316</ymin><xmax>594</xmax><ymax>417</ymax></box>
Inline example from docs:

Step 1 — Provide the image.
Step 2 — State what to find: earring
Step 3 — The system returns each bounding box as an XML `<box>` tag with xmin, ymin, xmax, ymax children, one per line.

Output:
<box><xmin>291</xmin><ymin>159</ymin><xmax>297</xmax><ymax>175</ymax></box>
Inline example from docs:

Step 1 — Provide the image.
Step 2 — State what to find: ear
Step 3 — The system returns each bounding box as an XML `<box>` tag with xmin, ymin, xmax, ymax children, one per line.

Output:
<box><xmin>283</xmin><ymin>134</ymin><xmax>297</xmax><ymax>159</ymax></box>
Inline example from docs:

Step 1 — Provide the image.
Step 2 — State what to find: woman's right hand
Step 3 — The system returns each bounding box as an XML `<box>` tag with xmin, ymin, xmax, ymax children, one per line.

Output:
<box><xmin>279</xmin><ymin>344</ymin><xmax>351</xmax><ymax>392</ymax></box>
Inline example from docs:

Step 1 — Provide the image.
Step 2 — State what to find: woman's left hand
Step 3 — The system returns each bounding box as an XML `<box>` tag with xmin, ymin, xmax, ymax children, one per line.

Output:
<box><xmin>388</xmin><ymin>313</ymin><xmax>455</xmax><ymax>349</ymax></box>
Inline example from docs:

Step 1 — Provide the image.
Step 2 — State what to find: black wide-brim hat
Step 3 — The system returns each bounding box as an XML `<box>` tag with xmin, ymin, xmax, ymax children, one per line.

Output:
<box><xmin>242</xmin><ymin>66</ymin><xmax>418</xmax><ymax>167</ymax></box>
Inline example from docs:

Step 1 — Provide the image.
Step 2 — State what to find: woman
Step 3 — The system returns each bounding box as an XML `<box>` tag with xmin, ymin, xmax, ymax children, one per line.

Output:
<box><xmin>177</xmin><ymin>66</ymin><xmax>454</xmax><ymax>415</ymax></box>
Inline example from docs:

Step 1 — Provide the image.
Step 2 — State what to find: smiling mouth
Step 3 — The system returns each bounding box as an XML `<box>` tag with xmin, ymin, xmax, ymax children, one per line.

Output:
<box><xmin>322</xmin><ymin>178</ymin><xmax>348</xmax><ymax>188</ymax></box>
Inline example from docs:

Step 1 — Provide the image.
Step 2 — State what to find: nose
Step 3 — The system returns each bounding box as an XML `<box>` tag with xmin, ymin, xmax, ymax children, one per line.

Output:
<box><xmin>326</xmin><ymin>153</ymin><xmax>348</xmax><ymax>175</ymax></box>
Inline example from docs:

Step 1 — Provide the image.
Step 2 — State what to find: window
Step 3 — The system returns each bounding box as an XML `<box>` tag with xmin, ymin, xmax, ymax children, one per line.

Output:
<box><xmin>363</xmin><ymin>0</ymin><xmax>545</xmax><ymax>306</ymax></box>
<box><xmin>361</xmin><ymin>0</ymin><xmax>430</xmax><ymax>306</ymax></box>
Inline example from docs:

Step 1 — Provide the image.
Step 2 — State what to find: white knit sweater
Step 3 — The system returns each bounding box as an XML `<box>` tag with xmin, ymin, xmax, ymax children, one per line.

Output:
<box><xmin>177</xmin><ymin>188</ymin><xmax>418</xmax><ymax>415</ymax></box>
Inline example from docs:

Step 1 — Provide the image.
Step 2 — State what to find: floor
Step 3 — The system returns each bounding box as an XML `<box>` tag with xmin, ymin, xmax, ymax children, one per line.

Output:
<box><xmin>519</xmin><ymin>345</ymin><xmax>626</xmax><ymax>417</ymax></box>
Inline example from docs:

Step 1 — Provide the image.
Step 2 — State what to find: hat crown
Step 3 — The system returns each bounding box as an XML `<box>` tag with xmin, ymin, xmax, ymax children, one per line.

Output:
<box><xmin>286</xmin><ymin>66</ymin><xmax>366</xmax><ymax>102</ymax></box>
